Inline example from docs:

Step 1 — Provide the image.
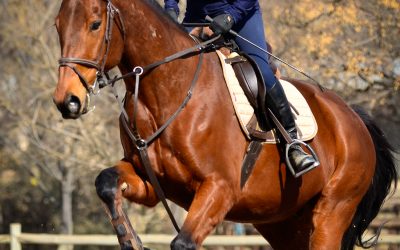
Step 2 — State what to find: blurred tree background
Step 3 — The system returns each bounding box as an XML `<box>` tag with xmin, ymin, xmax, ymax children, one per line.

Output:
<box><xmin>0</xmin><ymin>0</ymin><xmax>398</xmax><ymax>249</ymax></box>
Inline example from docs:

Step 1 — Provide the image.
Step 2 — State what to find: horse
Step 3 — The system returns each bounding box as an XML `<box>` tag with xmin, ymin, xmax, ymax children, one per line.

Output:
<box><xmin>53</xmin><ymin>0</ymin><xmax>397</xmax><ymax>249</ymax></box>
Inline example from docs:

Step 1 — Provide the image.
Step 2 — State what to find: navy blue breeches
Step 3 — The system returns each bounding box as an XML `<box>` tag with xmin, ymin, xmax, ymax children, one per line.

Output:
<box><xmin>232</xmin><ymin>8</ymin><xmax>276</xmax><ymax>90</ymax></box>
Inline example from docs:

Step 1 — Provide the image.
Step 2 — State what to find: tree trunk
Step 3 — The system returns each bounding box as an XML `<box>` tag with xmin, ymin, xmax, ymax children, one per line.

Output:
<box><xmin>58</xmin><ymin>163</ymin><xmax>75</xmax><ymax>250</ymax></box>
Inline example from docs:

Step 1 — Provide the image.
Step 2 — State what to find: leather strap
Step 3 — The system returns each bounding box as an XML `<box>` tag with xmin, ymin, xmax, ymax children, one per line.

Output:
<box><xmin>108</xmin><ymin>35</ymin><xmax>219</xmax><ymax>86</ymax></box>
<box><xmin>120</xmin><ymin>116</ymin><xmax>181</xmax><ymax>233</ymax></box>
<box><xmin>59</xmin><ymin>58</ymin><xmax>101</xmax><ymax>70</ymax></box>
<box><xmin>58</xmin><ymin>0</ymin><xmax>125</xmax><ymax>94</ymax></box>
<box><xmin>58</xmin><ymin>63</ymin><xmax>94</xmax><ymax>93</ymax></box>
<box><xmin>268</xmin><ymin>108</ymin><xmax>294</xmax><ymax>144</ymax></box>
<box><xmin>240</xmin><ymin>140</ymin><xmax>263</xmax><ymax>189</ymax></box>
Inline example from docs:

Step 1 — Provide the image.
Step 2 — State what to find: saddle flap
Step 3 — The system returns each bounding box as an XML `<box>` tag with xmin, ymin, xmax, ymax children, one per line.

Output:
<box><xmin>229</xmin><ymin>55</ymin><xmax>258</xmax><ymax>108</ymax></box>
<box><xmin>229</xmin><ymin>53</ymin><xmax>270</xmax><ymax>131</ymax></box>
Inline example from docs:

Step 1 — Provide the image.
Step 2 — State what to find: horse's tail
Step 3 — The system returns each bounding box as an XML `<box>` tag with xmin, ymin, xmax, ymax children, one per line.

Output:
<box><xmin>341</xmin><ymin>106</ymin><xmax>398</xmax><ymax>250</ymax></box>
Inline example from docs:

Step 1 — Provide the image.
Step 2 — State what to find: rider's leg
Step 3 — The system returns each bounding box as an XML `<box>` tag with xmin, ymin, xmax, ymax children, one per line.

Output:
<box><xmin>267</xmin><ymin>81</ymin><xmax>317</xmax><ymax>171</ymax></box>
<box><xmin>233</xmin><ymin>9</ymin><xmax>277</xmax><ymax>89</ymax></box>
<box><xmin>233</xmin><ymin>9</ymin><xmax>316</xmax><ymax>173</ymax></box>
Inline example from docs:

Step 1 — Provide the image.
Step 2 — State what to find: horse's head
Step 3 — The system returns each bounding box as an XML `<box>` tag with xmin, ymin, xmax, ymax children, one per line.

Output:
<box><xmin>54</xmin><ymin>0</ymin><xmax>124</xmax><ymax>119</ymax></box>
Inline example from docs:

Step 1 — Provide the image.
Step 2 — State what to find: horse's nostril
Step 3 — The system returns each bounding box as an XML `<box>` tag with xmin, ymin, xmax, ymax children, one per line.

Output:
<box><xmin>66</xmin><ymin>95</ymin><xmax>81</xmax><ymax>114</ymax></box>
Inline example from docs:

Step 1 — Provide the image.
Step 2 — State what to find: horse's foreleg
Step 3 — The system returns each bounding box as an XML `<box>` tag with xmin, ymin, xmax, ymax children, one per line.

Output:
<box><xmin>171</xmin><ymin>178</ymin><xmax>235</xmax><ymax>250</ymax></box>
<box><xmin>95</xmin><ymin>160</ymin><xmax>159</xmax><ymax>250</ymax></box>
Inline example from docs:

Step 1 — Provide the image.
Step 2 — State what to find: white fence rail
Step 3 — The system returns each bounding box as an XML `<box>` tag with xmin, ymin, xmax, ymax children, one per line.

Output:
<box><xmin>4</xmin><ymin>223</ymin><xmax>270</xmax><ymax>249</ymax></box>
<box><xmin>2</xmin><ymin>223</ymin><xmax>400</xmax><ymax>249</ymax></box>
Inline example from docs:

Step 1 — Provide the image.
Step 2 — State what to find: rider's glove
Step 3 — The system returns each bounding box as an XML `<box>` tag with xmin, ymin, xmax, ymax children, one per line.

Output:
<box><xmin>210</xmin><ymin>14</ymin><xmax>234</xmax><ymax>35</ymax></box>
<box><xmin>166</xmin><ymin>8</ymin><xmax>178</xmax><ymax>22</ymax></box>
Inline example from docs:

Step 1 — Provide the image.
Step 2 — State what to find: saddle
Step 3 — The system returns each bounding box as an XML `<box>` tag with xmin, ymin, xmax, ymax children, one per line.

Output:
<box><xmin>216</xmin><ymin>49</ymin><xmax>317</xmax><ymax>142</ymax></box>
<box><xmin>215</xmin><ymin>49</ymin><xmax>318</xmax><ymax>185</ymax></box>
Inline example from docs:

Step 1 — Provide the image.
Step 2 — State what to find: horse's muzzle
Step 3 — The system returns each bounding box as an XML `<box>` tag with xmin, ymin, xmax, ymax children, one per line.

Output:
<box><xmin>54</xmin><ymin>93</ymin><xmax>82</xmax><ymax>119</ymax></box>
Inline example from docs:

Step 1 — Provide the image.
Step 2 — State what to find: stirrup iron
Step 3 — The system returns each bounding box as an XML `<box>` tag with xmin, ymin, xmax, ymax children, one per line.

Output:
<box><xmin>285</xmin><ymin>139</ymin><xmax>320</xmax><ymax>178</ymax></box>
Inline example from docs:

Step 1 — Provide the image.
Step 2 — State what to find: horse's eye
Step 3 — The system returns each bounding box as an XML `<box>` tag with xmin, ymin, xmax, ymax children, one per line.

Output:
<box><xmin>90</xmin><ymin>20</ymin><xmax>101</xmax><ymax>31</ymax></box>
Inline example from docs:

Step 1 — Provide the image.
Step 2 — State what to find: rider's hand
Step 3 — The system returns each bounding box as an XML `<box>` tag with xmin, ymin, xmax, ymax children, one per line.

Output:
<box><xmin>166</xmin><ymin>8</ymin><xmax>178</xmax><ymax>22</ymax></box>
<box><xmin>209</xmin><ymin>14</ymin><xmax>234</xmax><ymax>35</ymax></box>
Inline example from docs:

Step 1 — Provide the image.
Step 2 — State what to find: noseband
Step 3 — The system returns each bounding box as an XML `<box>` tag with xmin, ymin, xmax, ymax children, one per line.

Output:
<box><xmin>58</xmin><ymin>0</ymin><xmax>125</xmax><ymax>95</ymax></box>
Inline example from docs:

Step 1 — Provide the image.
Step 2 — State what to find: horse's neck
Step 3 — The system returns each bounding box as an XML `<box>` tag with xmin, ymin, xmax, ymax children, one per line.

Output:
<box><xmin>117</xmin><ymin>0</ymin><xmax>199</xmax><ymax>121</ymax></box>
<box><xmin>119</xmin><ymin>0</ymin><xmax>191</xmax><ymax>66</ymax></box>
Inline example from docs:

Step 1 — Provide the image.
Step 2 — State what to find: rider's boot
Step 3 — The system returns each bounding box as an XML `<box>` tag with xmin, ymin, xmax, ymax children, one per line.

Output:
<box><xmin>266</xmin><ymin>80</ymin><xmax>317</xmax><ymax>174</ymax></box>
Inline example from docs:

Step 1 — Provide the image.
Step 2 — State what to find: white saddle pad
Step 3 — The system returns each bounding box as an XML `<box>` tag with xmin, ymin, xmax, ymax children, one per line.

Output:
<box><xmin>216</xmin><ymin>50</ymin><xmax>318</xmax><ymax>143</ymax></box>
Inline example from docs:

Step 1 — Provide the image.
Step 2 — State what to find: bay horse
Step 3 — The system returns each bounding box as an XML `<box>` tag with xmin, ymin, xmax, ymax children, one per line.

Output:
<box><xmin>53</xmin><ymin>0</ymin><xmax>397</xmax><ymax>249</ymax></box>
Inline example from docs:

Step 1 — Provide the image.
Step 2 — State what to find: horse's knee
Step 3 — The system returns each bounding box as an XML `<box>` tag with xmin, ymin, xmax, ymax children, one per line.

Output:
<box><xmin>171</xmin><ymin>232</ymin><xmax>196</xmax><ymax>250</ymax></box>
<box><xmin>95</xmin><ymin>167</ymin><xmax>119</xmax><ymax>202</ymax></box>
<box><xmin>95</xmin><ymin>167</ymin><xmax>120</xmax><ymax>219</ymax></box>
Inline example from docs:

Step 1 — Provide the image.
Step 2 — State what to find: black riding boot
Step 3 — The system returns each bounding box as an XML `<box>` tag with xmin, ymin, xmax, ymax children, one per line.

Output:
<box><xmin>266</xmin><ymin>80</ymin><xmax>317</xmax><ymax>174</ymax></box>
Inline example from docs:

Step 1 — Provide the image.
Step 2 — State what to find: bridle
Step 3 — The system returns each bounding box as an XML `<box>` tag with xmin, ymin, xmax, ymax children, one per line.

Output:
<box><xmin>58</xmin><ymin>0</ymin><xmax>125</xmax><ymax>96</ymax></box>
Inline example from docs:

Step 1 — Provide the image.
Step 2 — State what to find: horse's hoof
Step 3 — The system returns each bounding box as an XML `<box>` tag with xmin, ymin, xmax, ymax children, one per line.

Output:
<box><xmin>121</xmin><ymin>240</ymin><xmax>147</xmax><ymax>250</ymax></box>
<box><xmin>121</xmin><ymin>240</ymin><xmax>134</xmax><ymax>250</ymax></box>
<box><xmin>171</xmin><ymin>233</ymin><xmax>196</xmax><ymax>250</ymax></box>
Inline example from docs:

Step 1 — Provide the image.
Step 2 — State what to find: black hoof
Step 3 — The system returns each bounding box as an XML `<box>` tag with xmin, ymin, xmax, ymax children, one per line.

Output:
<box><xmin>121</xmin><ymin>239</ymin><xmax>148</xmax><ymax>250</ymax></box>
<box><xmin>95</xmin><ymin>167</ymin><xmax>119</xmax><ymax>219</ymax></box>
<box><xmin>171</xmin><ymin>233</ymin><xmax>196</xmax><ymax>250</ymax></box>
<box><xmin>121</xmin><ymin>240</ymin><xmax>133</xmax><ymax>250</ymax></box>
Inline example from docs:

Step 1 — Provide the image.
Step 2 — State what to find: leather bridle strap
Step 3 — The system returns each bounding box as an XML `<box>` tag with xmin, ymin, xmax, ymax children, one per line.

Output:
<box><xmin>58</xmin><ymin>58</ymin><xmax>102</xmax><ymax>93</ymax></box>
<box><xmin>59</xmin><ymin>58</ymin><xmax>101</xmax><ymax>69</ymax></box>
<box><xmin>58</xmin><ymin>0</ymin><xmax>125</xmax><ymax>94</ymax></box>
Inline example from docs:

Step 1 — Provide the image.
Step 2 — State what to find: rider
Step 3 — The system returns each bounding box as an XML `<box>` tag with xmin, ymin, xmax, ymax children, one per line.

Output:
<box><xmin>164</xmin><ymin>0</ymin><xmax>317</xmax><ymax>175</ymax></box>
